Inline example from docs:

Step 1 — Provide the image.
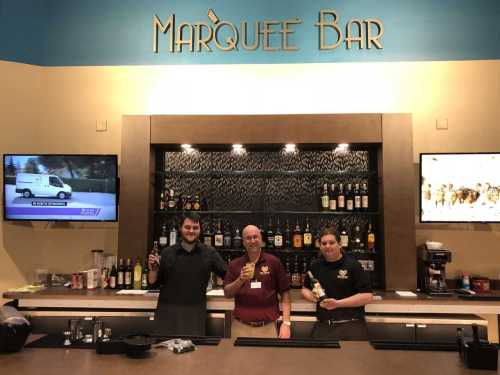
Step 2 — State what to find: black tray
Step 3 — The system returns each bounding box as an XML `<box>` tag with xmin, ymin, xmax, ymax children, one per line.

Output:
<box><xmin>234</xmin><ymin>337</ymin><xmax>340</xmax><ymax>348</ymax></box>
<box><xmin>370</xmin><ymin>341</ymin><xmax>457</xmax><ymax>351</ymax></box>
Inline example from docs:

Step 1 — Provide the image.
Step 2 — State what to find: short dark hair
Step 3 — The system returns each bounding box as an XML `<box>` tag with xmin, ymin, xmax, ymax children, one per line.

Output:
<box><xmin>180</xmin><ymin>212</ymin><xmax>202</xmax><ymax>227</ymax></box>
<box><xmin>319</xmin><ymin>226</ymin><xmax>338</xmax><ymax>241</ymax></box>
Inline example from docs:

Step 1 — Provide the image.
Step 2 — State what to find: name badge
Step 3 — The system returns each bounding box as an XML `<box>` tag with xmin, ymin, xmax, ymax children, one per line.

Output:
<box><xmin>250</xmin><ymin>281</ymin><xmax>262</xmax><ymax>289</ymax></box>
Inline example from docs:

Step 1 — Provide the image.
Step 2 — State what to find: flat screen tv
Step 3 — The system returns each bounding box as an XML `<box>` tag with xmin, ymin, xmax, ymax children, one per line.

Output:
<box><xmin>3</xmin><ymin>154</ymin><xmax>118</xmax><ymax>222</ymax></box>
<box><xmin>420</xmin><ymin>153</ymin><xmax>500</xmax><ymax>223</ymax></box>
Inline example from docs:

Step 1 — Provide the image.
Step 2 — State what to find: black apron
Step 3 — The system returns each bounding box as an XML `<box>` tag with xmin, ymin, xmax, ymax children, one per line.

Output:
<box><xmin>155</xmin><ymin>249</ymin><xmax>210</xmax><ymax>336</ymax></box>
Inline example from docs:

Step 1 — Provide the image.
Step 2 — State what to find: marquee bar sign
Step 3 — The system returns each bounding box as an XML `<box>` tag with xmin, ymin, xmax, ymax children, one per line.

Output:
<box><xmin>153</xmin><ymin>9</ymin><xmax>384</xmax><ymax>53</ymax></box>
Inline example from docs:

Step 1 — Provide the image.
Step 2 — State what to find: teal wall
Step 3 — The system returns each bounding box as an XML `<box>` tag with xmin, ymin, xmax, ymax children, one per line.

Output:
<box><xmin>1</xmin><ymin>0</ymin><xmax>500</xmax><ymax>66</ymax></box>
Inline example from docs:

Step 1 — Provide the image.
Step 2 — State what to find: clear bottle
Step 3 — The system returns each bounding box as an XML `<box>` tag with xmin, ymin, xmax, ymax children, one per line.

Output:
<box><xmin>133</xmin><ymin>258</ymin><xmax>142</xmax><ymax>290</ymax></box>
<box><xmin>141</xmin><ymin>259</ymin><xmax>149</xmax><ymax>290</ymax></box>
<box><xmin>169</xmin><ymin>220</ymin><xmax>178</xmax><ymax>246</ymax></box>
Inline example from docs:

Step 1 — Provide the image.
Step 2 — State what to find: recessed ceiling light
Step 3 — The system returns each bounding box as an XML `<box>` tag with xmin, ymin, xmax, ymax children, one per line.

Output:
<box><xmin>284</xmin><ymin>144</ymin><xmax>297</xmax><ymax>153</ymax></box>
<box><xmin>335</xmin><ymin>143</ymin><xmax>349</xmax><ymax>152</ymax></box>
<box><xmin>232</xmin><ymin>144</ymin><xmax>246</xmax><ymax>155</ymax></box>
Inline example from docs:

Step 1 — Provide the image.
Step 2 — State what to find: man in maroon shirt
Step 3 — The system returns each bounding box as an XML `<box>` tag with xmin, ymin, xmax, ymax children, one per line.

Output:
<box><xmin>224</xmin><ymin>225</ymin><xmax>291</xmax><ymax>339</ymax></box>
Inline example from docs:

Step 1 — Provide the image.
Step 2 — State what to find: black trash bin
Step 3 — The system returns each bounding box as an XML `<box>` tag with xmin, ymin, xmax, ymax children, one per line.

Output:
<box><xmin>0</xmin><ymin>306</ymin><xmax>31</xmax><ymax>353</ymax></box>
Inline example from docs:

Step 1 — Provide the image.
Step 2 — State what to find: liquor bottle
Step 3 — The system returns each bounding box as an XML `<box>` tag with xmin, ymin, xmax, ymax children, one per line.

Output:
<box><xmin>283</xmin><ymin>219</ymin><xmax>292</xmax><ymax>248</ymax></box>
<box><xmin>124</xmin><ymin>258</ymin><xmax>133</xmax><ymax>289</ymax></box>
<box><xmin>303</xmin><ymin>217</ymin><xmax>313</xmax><ymax>249</ymax></box>
<box><xmin>200</xmin><ymin>192</ymin><xmax>209</xmax><ymax>211</ymax></box>
<box><xmin>274</xmin><ymin>218</ymin><xmax>283</xmax><ymax>250</ymax></box>
<box><xmin>346</xmin><ymin>183</ymin><xmax>354</xmax><ymax>212</ymax></box>
<box><xmin>285</xmin><ymin>256</ymin><xmax>292</xmax><ymax>287</ymax></box>
<box><xmin>301</xmin><ymin>257</ymin><xmax>308</xmax><ymax>287</ymax></box>
<box><xmin>233</xmin><ymin>227</ymin><xmax>242</xmax><ymax>249</ymax></box>
<box><xmin>176</xmin><ymin>194</ymin><xmax>185</xmax><ymax>211</ymax></box>
<box><xmin>291</xmin><ymin>256</ymin><xmax>302</xmax><ymax>288</ymax></box>
<box><xmin>361</xmin><ymin>182</ymin><xmax>369</xmax><ymax>211</ymax></box>
<box><xmin>339</xmin><ymin>222</ymin><xmax>349</xmax><ymax>250</ymax></box>
<box><xmin>117</xmin><ymin>258</ymin><xmax>125</xmax><ymax>289</ymax></box>
<box><xmin>266</xmin><ymin>217</ymin><xmax>275</xmax><ymax>250</ymax></box>
<box><xmin>307</xmin><ymin>271</ymin><xmax>326</xmax><ymax>301</ymax></box>
<box><xmin>184</xmin><ymin>195</ymin><xmax>193</xmax><ymax>211</ymax></box>
<box><xmin>366</xmin><ymin>221</ymin><xmax>376</xmax><ymax>254</ymax></box>
<box><xmin>151</xmin><ymin>240</ymin><xmax>160</xmax><ymax>257</ymax></box>
<box><xmin>259</xmin><ymin>223</ymin><xmax>266</xmax><ymax>249</ymax></box>
<box><xmin>159</xmin><ymin>190</ymin><xmax>165</xmax><ymax>211</ymax></box>
<box><xmin>292</xmin><ymin>218</ymin><xmax>303</xmax><ymax>250</ymax></box>
<box><xmin>329</xmin><ymin>183</ymin><xmax>337</xmax><ymax>211</ymax></box>
<box><xmin>193</xmin><ymin>192</ymin><xmax>201</xmax><ymax>211</ymax></box>
<box><xmin>167</xmin><ymin>189</ymin><xmax>176</xmax><ymax>211</ymax></box>
<box><xmin>349</xmin><ymin>225</ymin><xmax>365</xmax><ymax>253</ymax></box>
<box><xmin>159</xmin><ymin>222</ymin><xmax>168</xmax><ymax>248</ymax></box>
<box><xmin>109</xmin><ymin>264</ymin><xmax>117</xmax><ymax>289</ymax></box>
<box><xmin>203</xmin><ymin>222</ymin><xmax>213</xmax><ymax>247</ymax></box>
<box><xmin>314</xmin><ymin>228</ymin><xmax>321</xmax><ymax>250</ymax></box>
<box><xmin>169</xmin><ymin>221</ymin><xmax>178</xmax><ymax>246</ymax></box>
<box><xmin>320</xmin><ymin>183</ymin><xmax>329</xmax><ymax>211</ymax></box>
<box><xmin>133</xmin><ymin>258</ymin><xmax>142</xmax><ymax>290</ymax></box>
<box><xmin>337</xmin><ymin>183</ymin><xmax>345</xmax><ymax>211</ymax></box>
<box><xmin>141</xmin><ymin>259</ymin><xmax>149</xmax><ymax>290</ymax></box>
<box><xmin>214</xmin><ymin>219</ymin><xmax>224</xmax><ymax>249</ymax></box>
<box><xmin>354</xmin><ymin>183</ymin><xmax>362</xmax><ymax>211</ymax></box>
<box><xmin>223</xmin><ymin>221</ymin><xmax>232</xmax><ymax>249</ymax></box>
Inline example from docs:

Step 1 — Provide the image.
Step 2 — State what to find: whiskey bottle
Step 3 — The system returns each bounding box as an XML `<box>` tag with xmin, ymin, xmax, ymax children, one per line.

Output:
<box><xmin>346</xmin><ymin>183</ymin><xmax>354</xmax><ymax>212</ymax></box>
<box><xmin>339</xmin><ymin>222</ymin><xmax>349</xmax><ymax>250</ymax></box>
<box><xmin>203</xmin><ymin>222</ymin><xmax>213</xmax><ymax>247</ymax></box>
<box><xmin>266</xmin><ymin>217</ymin><xmax>275</xmax><ymax>250</ymax></box>
<box><xmin>169</xmin><ymin>221</ymin><xmax>178</xmax><ymax>246</ymax></box>
<box><xmin>159</xmin><ymin>190</ymin><xmax>165</xmax><ymax>211</ymax></box>
<box><xmin>167</xmin><ymin>189</ymin><xmax>176</xmax><ymax>211</ymax></box>
<box><xmin>291</xmin><ymin>256</ymin><xmax>302</xmax><ymax>288</ymax></box>
<box><xmin>274</xmin><ymin>218</ymin><xmax>283</xmax><ymax>250</ymax></box>
<box><xmin>193</xmin><ymin>192</ymin><xmax>201</xmax><ymax>211</ymax></box>
<box><xmin>303</xmin><ymin>217</ymin><xmax>313</xmax><ymax>249</ymax></box>
<box><xmin>214</xmin><ymin>219</ymin><xmax>224</xmax><ymax>249</ymax></box>
<box><xmin>301</xmin><ymin>257</ymin><xmax>308</xmax><ymax>287</ymax></box>
<box><xmin>367</xmin><ymin>221</ymin><xmax>376</xmax><ymax>254</ymax></box>
<box><xmin>337</xmin><ymin>183</ymin><xmax>345</xmax><ymax>211</ymax></box>
<box><xmin>159</xmin><ymin>222</ymin><xmax>168</xmax><ymax>248</ymax></box>
<box><xmin>320</xmin><ymin>183</ymin><xmax>329</xmax><ymax>211</ymax></box>
<box><xmin>184</xmin><ymin>195</ymin><xmax>193</xmax><ymax>211</ymax></box>
<box><xmin>349</xmin><ymin>225</ymin><xmax>365</xmax><ymax>253</ymax></box>
<box><xmin>233</xmin><ymin>227</ymin><xmax>242</xmax><ymax>249</ymax></box>
<box><xmin>223</xmin><ymin>221</ymin><xmax>232</xmax><ymax>249</ymax></box>
<box><xmin>329</xmin><ymin>183</ymin><xmax>337</xmax><ymax>211</ymax></box>
<box><xmin>283</xmin><ymin>219</ymin><xmax>292</xmax><ymax>248</ymax></box>
<box><xmin>361</xmin><ymin>182</ymin><xmax>369</xmax><ymax>211</ymax></box>
<box><xmin>354</xmin><ymin>183</ymin><xmax>362</xmax><ymax>211</ymax></box>
<box><xmin>292</xmin><ymin>219</ymin><xmax>303</xmax><ymax>250</ymax></box>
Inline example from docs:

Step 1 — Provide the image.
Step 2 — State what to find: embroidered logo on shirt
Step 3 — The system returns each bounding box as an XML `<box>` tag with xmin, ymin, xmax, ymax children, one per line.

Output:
<box><xmin>259</xmin><ymin>265</ymin><xmax>270</xmax><ymax>275</ymax></box>
<box><xmin>337</xmin><ymin>269</ymin><xmax>349</xmax><ymax>279</ymax></box>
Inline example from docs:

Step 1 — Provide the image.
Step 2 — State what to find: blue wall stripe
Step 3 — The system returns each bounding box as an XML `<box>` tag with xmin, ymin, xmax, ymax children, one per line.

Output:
<box><xmin>1</xmin><ymin>0</ymin><xmax>499</xmax><ymax>66</ymax></box>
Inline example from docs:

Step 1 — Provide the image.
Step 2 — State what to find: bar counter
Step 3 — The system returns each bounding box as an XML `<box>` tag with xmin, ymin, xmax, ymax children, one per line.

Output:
<box><xmin>0</xmin><ymin>338</ymin><xmax>486</xmax><ymax>375</ymax></box>
<box><xmin>4</xmin><ymin>288</ymin><xmax>500</xmax><ymax>343</ymax></box>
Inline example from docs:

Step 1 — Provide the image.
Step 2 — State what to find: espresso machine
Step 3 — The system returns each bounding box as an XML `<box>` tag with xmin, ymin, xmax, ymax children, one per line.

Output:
<box><xmin>417</xmin><ymin>245</ymin><xmax>452</xmax><ymax>295</ymax></box>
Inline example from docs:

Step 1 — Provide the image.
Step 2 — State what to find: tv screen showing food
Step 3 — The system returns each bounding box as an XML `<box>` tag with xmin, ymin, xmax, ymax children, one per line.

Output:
<box><xmin>420</xmin><ymin>153</ymin><xmax>500</xmax><ymax>223</ymax></box>
<box><xmin>3</xmin><ymin>154</ymin><xmax>118</xmax><ymax>221</ymax></box>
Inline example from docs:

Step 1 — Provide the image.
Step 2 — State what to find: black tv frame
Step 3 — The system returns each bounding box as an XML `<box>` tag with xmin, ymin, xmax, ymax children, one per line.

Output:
<box><xmin>2</xmin><ymin>154</ymin><xmax>119</xmax><ymax>222</ymax></box>
<box><xmin>419</xmin><ymin>152</ymin><xmax>500</xmax><ymax>224</ymax></box>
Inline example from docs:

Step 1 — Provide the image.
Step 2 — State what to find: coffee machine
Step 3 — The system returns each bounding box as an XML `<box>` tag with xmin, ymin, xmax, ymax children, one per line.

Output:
<box><xmin>417</xmin><ymin>245</ymin><xmax>452</xmax><ymax>295</ymax></box>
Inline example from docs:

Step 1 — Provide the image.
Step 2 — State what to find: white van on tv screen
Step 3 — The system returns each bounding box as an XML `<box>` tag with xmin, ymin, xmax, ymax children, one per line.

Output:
<box><xmin>3</xmin><ymin>154</ymin><xmax>118</xmax><ymax>222</ymax></box>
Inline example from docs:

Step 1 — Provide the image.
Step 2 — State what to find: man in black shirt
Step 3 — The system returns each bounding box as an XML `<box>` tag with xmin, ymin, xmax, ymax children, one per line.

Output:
<box><xmin>302</xmin><ymin>226</ymin><xmax>373</xmax><ymax>340</ymax></box>
<box><xmin>148</xmin><ymin>212</ymin><xmax>227</xmax><ymax>335</ymax></box>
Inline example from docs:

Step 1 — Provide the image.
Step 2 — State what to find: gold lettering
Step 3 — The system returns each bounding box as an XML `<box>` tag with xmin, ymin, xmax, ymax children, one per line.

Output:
<box><xmin>153</xmin><ymin>14</ymin><xmax>175</xmax><ymax>53</ymax></box>
<box><xmin>214</xmin><ymin>21</ymin><xmax>238</xmax><ymax>51</ymax></box>
<box><xmin>316</xmin><ymin>9</ymin><xmax>342</xmax><ymax>50</ymax></box>
<box><xmin>241</xmin><ymin>21</ymin><xmax>259</xmax><ymax>51</ymax></box>
<box><xmin>194</xmin><ymin>22</ymin><xmax>213</xmax><ymax>52</ymax></box>
<box><xmin>282</xmin><ymin>19</ymin><xmax>302</xmax><ymax>51</ymax></box>
<box><xmin>345</xmin><ymin>19</ymin><xmax>365</xmax><ymax>49</ymax></box>
<box><xmin>176</xmin><ymin>22</ymin><xmax>194</xmax><ymax>52</ymax></box>
<box><xmin>365</xmin><ymin>19</ymin><xmax>384</xmax><ymax>49</ymax></box>
<box><xmin>262</xmin><ymin>20</ymin><xmax>279</xmax><ymax>51</ymax></box>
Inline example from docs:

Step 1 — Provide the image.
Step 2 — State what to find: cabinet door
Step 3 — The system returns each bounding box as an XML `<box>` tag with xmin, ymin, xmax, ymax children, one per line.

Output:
<box><xmin>415</xmin><ymin>324</ymin><xmax>487</xmax><ymax>344</ymax></box>
<box><xmin>367</xmin><ymin>322</ymin><xmax>415</xmax><ymax>343</ymax></box>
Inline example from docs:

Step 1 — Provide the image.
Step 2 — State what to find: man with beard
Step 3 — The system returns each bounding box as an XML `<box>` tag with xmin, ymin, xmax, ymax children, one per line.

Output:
<box><xmin>148</xmin><ymin>212</ymin><xmax>227</xmax><ymax>335</ymax></box>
